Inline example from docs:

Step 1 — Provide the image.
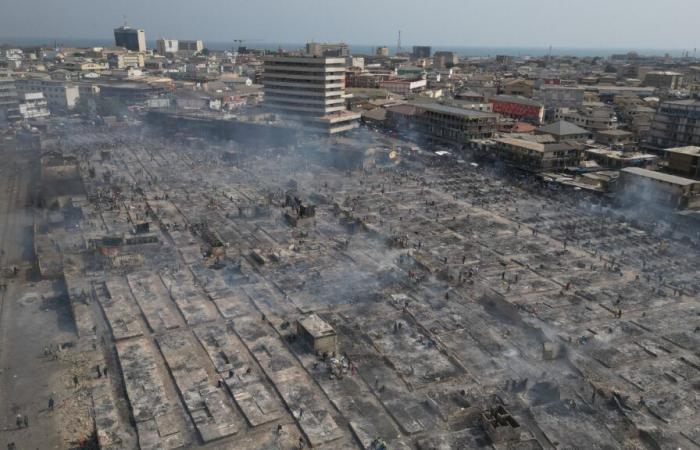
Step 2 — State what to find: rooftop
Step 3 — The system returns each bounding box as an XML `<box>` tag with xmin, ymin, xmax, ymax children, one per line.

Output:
<box><xmin>298</xmin><ymin>314</ymin><xmax>336</xmax><ymax>338</ymax></box>
<box><xmin>621</xmin><ymin>167</ymin><xmax>700</xmax><ymax>186</ymax></box>
<box><xmin>665</xmin><ymin>146</ymin><xmax>700</xmax><ymax>156</ymax></box>
<box><xmin>491</xmin><ymin>95</ymin><xmax>543</xmax><ymax>108</ymax></box>
<box><xmin>537</xmin><ymin>120</ymin><xmax>589</xmax><ymax>136</ymax></box>
<box><xmin>416</xmin><ymin>102</ymin><xmax>498</xmax><ymax>119</ymax></box>
<box><xmin>585</xmin><ymin>148</ymin><xmax>657</xmax><ymax>161</ymax></box>
<box><xmin>596</xmin><ymin>129</ymin><xmax>633</xmax><ymax>136</ymax></box>
<box><xmin>495</xmin><ymin>137</ymin><xmax>576</xmax><ymax>153</ymax></box>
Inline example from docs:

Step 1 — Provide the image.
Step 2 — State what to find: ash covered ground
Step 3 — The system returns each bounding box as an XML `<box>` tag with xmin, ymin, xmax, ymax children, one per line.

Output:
<box><xmin>2</xmin><ymin>123</ymin><xmax>700</xmax><ymax>450</ymax></box>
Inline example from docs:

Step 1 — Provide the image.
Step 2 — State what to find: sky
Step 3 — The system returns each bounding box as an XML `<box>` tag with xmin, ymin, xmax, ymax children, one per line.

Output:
<box><xmin>0</xmin><ymin>0</ymin><xmax>698</xmax><ymax>50</ymax></box>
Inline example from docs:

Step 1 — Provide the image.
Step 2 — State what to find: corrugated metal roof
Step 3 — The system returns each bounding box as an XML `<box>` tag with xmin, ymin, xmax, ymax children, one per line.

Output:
<box><xmin>417</xmin><ymin>103</ymin><xmax>497</xmax><ymax>118</ymax></box>
<box><xmin>621</xmin><ymin>167</ymin><xmax>699</xmax><ymax>186</ymax></box>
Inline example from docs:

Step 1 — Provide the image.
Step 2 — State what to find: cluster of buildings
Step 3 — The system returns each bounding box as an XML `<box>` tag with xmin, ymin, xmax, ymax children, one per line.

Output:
<box><xmin>4</xmin><ymin>27</ymin><xmax>700</xmax><ymax>450</ymax></box>
<box><xmin>3</xmin><ymin>30</ymin><xmax>700</xmax><ymax>212</ymax></box>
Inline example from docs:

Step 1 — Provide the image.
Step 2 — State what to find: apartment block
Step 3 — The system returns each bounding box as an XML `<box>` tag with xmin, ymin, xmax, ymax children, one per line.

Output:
<box><xmin>0</xmin><ymin>70</ymin><xmax>21</xmax><ymax>122</ymax></box>
<box><xmin>18</xmin><ymin>92</ymin><xmax>50</xmax><ymax>119</ymax></box>
<box><xmin>414</xmin><ymin>103</ymin><xmax>497</xmax><ymax>145</ymax></box>
<box><xmin>646</xmin><ymin>100</ymin><xmax>700</xmax><ymax>152</ymax></box>
<box><xmin>114</xmin><ymin>25</ymin><xmax>146</xmax><ymax>52</ymax></box>
<box><xmin>16</xmin><ymin>78</ymin><xmax>80</xmax><ymax>112</ymax></box>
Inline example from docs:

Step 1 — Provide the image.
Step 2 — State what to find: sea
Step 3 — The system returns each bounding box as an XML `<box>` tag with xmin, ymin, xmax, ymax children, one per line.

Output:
<box><xmin>0</xmin><ymin>36</ymin><xmax>690</xmax><ymax>58</ymax></box>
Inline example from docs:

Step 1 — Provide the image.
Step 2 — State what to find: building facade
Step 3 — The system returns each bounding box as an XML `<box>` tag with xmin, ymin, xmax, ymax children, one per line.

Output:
<box><xmin>665</xmin><ymin>146</ymin><xmax>700</xmax><ymax>178</ymax></box>
<box><xmin>535</xmin><ymin>85</ymin><xmax>585</xmax><ymax>110</ymax></box>
<box><xmin>0</xmin><ymin>71</ymin><xmax>21</xmax><ymax>123</ymax></box>
<box><xmin>18</xmin><ymin>92</ymin><xmax>50</xmax><ymax>119</ymax></box>
<box><xmin>377</xmin><ymin>78</ymin><xmax>427</xmax><ymax>96</ymax></box>
<box><xmin>433</xmin><ymin>51</ymin><xmax>458</xmax><ymax>68</ymax></box>
<box><xmin>556</xmin><ymin>106</ymin><xmax>618</xmax><ymax>131</ymax></box>
<box><xmin>618</xmin><ymin>167</ymin><xmax>700</xmax><ymax>210</ymax></box>
<box><xmin>412</xmin><ymin>46</ymin><xmax>431</xmax><ymax>59</ymax></box>
<box><xmin>502</xmin><ymin>79</ymin><xmax>534</xmax><ymax>98</ymax></box>
<box><xmin>375</xmin><ymin>46</ymin><xmax>390</xmax><ymax>57</ymax></box>
<box><xmin>179</xmin><ymin>40</ymin><xmax>204</xmax><ymax>53</ymax></box>
<box><xmin>414</xmin><ymin>103</ymin><xmax>497</xmax><ymax>145</ymax></box>
<box><xmin>114</xmin><ymin>26</ymin><xmax>146</xmax><ymax>52</ymax></box>
<box><xmin>490</xmin><ymin>95</ymin><xmax>544</xmax><ymax>124</ymax></box>
<box><xmin>107</xmin><ymin>53</ymin><xmax>145</xmax><ymax>69</ymax></box>
<box><xmin>643</xmin><ymin>71</ymin><xmax>683</xmax><ymax>90</ymax></box>
<box><xmin>15</xmin><ymin>79</ymin><xmax>80</xmax><ymax>112</ymax></box>
<box><xmin>646</xmin><ymin>100</ymin><xmax>700</xmax><ymax>152</ymax></box>
<box><xmin>490</xmin><ymin>137</ymin><xmax>582</xmax><ymax>172</ymax></box>
<box><xmin>156</xmin><ymin>39</ymin><xmax>179</xmax><ymax>55</ymax></box>
<box><xmin>305</xmin><ymin>42</ymin><xmax>349</xmax><ymax>58</ymax></box>
<box><xmin>262</xmin><ymin>55</ymin><xmax>359</xmax><ymax>134</ymax></box>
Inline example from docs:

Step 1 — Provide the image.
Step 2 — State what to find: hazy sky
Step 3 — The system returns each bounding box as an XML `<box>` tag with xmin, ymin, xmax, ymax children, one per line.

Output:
<box><xmin>0</xmin><ymin>0</ymin><xmax>698</xmax><ymax>49</ymax></box>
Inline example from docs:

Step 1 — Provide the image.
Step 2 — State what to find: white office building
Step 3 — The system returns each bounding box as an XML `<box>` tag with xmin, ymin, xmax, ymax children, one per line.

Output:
<box><xmin>19</xmin><ymin>92</ymin><xmax>50</xmax><ymax>119</ymax></box>
<box><xmin>262</xmin><ymin>55</ymin><xmax>359</xmax><ymax>134</ymax></box>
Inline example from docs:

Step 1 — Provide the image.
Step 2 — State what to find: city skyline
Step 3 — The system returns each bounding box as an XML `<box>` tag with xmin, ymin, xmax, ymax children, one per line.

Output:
<box><xmin>2</xmin><ymin>2</ymin><xmax>700</xmax><ymax>450</ymax></box>
<box><xmin>1</xmin><ymin>0</ymin><xmax>699</xmax><ymax>50</ymax></box>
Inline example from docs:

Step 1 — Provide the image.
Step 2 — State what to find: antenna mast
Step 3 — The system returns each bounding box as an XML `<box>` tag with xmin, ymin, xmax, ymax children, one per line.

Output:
<box><xmin>396</xmin><ymin>30</ymin><xmax>401</xmax><ymax>55</ymax></box>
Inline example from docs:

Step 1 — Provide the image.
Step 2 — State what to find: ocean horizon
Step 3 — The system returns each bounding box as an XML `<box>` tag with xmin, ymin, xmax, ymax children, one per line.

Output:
<box><xmin>0</xmin><ymin>36</ymin><xmax>691</xmax><ymax>58</ymax></box>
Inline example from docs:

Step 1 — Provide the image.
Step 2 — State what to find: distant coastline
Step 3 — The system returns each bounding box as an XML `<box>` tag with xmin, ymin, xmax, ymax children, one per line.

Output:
<box><xmin>0</xmin><ymin>36</ymin><xmax>690</xmax><ymax>58</ymax></box>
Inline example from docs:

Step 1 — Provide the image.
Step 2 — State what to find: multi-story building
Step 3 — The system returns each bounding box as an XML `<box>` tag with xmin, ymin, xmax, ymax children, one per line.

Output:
<box><xmin>414</xmin><ymin>103</ymin><xmax>498</xmax><ymax>145</ymax></box>
<box><xmin>490</xmin><ymin>95</ymin><xmax>544</xmax><ymax>124</ymax></box>
<box><xmin>0</xmin><ymin>49</ymin><xmax>24</xmax><ymax>71</ymax></box>
<box><xmin>595</xmin><ymin>129</ymin><xmax>634</xmax><ymax>147</ymax></box>
<box><xmin>107</xmin><ymin>52</ymin><xmax>145</xmax><ymax>69</ymax></box>
<box><xmin>15</xmin><ymin>78</ymin><xmax>80</xmax><ymax>112</ymax></box>
<box><xmin>378</xmin><ymin>78</ymin><xmax>427</xmax><ymax>96</ymax></box>
<box><xmin>156</xmin><ymin>39</ymin><xmax>179</xmax><ymax>55</ymax></box>
<box><xmin>305</xmin><ymin>42</ymin><xmax>348</xmax><ymax>58</ymax></box>
<box><xmin>433</xmin><ymin>51</ymin><xmax>458</xmax><ymax>69</ymax></box>
<box><xmin>63</xmin><ymin>59</ymin><xmax>108</xmax><ymax>71</ymax></box>
<box><xmin>179</xmin><ymin>40</ymin><xmax>204</xmax><ymax>53</ymax></box>
<box><xmin>534</xmin><ymin>85</ymin><xmax>585</xmax><ymax>110</ymax></box>
<box><xmin>646</xmin><ymin>100</ymin><xmax>700</xmax><ymax>152</ymax></box>
<box><xmin>496</xmin><ymin>55</ymin><xmax>513</xmax><ymax>65</ymax></box>
<box><xmin>262</xmin><ymin>55</ymin><xmax>359</xmax><ymax>134</ymax></box>
<box><xmin>664</xmin><ymin>146</ymin><xmax>700</xmax><ymax>178</ymax></box>
<box><xmin>114</xmin><ymin>25</ymin><xmax>146</xmax><ymax>52</ymax></box>
<box><xmin>490</xmin><ymin>137</ymin><xmax>583</xmax><ymax>172</ymax></box>
<box><xmin>348</xmin><ymin>56</ymin><xmax>364</xmax><ymax>69</ymax></box>
<box><xmin>535</xmin><ymin>120</ymin><xmax>591</xmax><ymax>142</ymax></box>
<box><xmin>412</xmin><ymin>46</ymin><xmax>431</xmax><ymax>59</ymax></box>
<box><xmin>556</xmin><ymin>106</ymin><xmax>618</xmax><ymax>131</ymax></box>
<box><xmin>375</xmin><ymin>46</ymin><xmax>390</xmax><ymax>57</ymax></box>
<box><xmin>0</xmin><ymin>70</ymin><xmax>21</xmax><ymax>123</ymax></box>
<box><xmin>618</xmin><ymin>167</ymin><xmax>700</xmax><ymax>210</ymax></box>
<box><xmin>584</xmin><ymin>147</ymin><xmax>657</xmax><ymax>169</ymax></box>
<box><xmin>18</xmin><ymin>92</ymin><xmax>50</xmax><ymax>119</ymax></box>
<box><xmin>501</xmin><ymin>79</ymin><xmax>534</xmax><ymax>98</ymax></box>
<box><xmin>643</xmin><ymin>71</ymin><xmax>683</xmax><ymax>90</ymax></box>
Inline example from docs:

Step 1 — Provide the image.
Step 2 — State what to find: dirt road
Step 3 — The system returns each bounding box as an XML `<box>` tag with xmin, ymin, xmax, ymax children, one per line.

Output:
<box><xmin>0</xmin><ymin>148</ymin><xmax>76</xmax><ymax>449</ymax></box>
